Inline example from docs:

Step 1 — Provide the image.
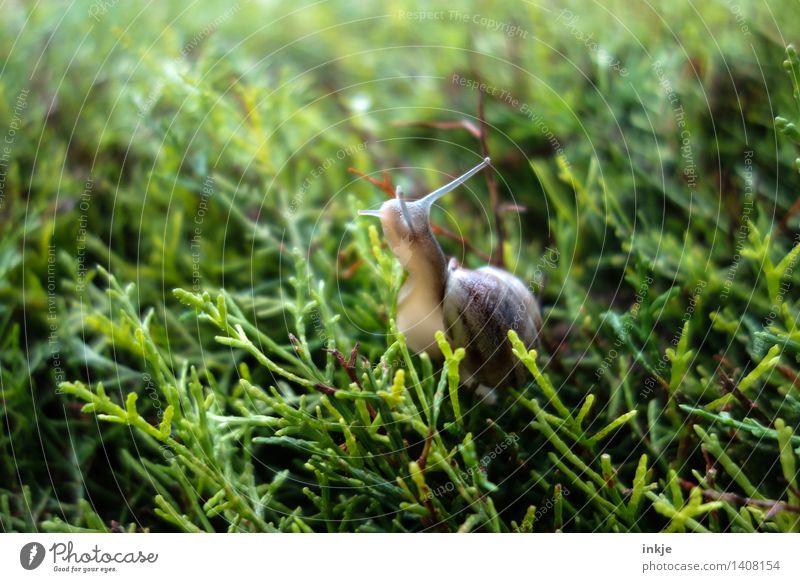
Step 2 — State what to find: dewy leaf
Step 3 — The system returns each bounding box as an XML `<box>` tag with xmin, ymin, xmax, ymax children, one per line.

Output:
<box><xmin>739</xmin><ymin>345</ymin><xmax>781</xmax><ymax>393</ymax></box>
<box><xmin>666</xmin><ymin>321</ymin><xmax>694</xmax><ymax>395</ymax></box>
<box><xmin>591</xmin><ymin>411</ymin><xmax>637</xmax><ymax>443</ymax></box>
<box><xmin>509</xmin><ymin>329</ymin><xmax>575</xmax><ymax>424</ymax></box>
<box><xmin>436</xmin><ymin>331</ymin><xmax>465</xmax><ymax>425</ymax></box>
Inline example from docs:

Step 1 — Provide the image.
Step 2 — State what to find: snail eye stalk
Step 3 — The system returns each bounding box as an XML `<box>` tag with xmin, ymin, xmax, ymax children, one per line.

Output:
<box><xmin>396</xmin><ymin>185</ymin><xmax>415</xmax><ymax>234</ymax></box>
<box><xmin>358</xmin><ymin>156</ymin><xmax>491</xmax><ymax>221</ymax></box>
<box><xmin>417</xmin><ymin>157</ymin><xmax>491</xmax><ymax>210</ymax></box>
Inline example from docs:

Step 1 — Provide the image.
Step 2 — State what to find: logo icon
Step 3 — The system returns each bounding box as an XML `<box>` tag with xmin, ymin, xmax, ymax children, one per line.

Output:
<box><xmin>20</xmin><ymin>542</ymin><xmax>46</xmax><ymax>570</ymax></box>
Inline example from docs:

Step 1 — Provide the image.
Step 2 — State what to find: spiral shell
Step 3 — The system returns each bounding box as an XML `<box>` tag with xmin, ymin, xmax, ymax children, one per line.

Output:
<box><xmin>443</xmin><ymin>260</ymin><xmax>540</xmax><ymax>387</ymax></box>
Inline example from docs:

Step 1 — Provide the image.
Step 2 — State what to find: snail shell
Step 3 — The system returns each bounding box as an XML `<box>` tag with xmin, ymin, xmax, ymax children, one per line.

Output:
<box><xmin>443</xmin><ymin>259</ymin><xmax>541</xmax><ymax>387</ymax></box>
<box><xmin>359</xmin><ymin>157</ymin><xmax>541</xmax><ymax>387</ymax></box>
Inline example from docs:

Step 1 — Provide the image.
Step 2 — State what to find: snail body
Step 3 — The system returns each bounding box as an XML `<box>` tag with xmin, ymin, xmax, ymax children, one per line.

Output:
<box><xmin>359</xmin><ymin>157</ymin><xmax>541</xmax><ymax>388</ymax></box>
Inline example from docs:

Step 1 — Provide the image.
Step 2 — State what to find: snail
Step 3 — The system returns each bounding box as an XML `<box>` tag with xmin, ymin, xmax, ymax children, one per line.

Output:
<box><xmin>359</xmin><ymin>157</ymin><xmax>541</xmax><ymax>388</ymax></box>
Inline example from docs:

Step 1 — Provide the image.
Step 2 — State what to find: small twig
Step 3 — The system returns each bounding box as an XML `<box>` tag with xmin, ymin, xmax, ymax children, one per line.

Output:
<box><xmin>701</xmin><ymin>447</ymin><xmax>716</xmax><ymax>488</ymax></box>
<box><xmin>713</xmin><ymin>353</ymin><xmax>736</xmax><ymax>372</ymax></box>
<box><xmin>338</xmin><ymin>253</ymin><xmax>363</xmax><ymax>280</ymax></box>
<box><xmin>477</xmin><ymin>90</ymin><xmax>506</xmax><ymax>268</ymax></box>
<box><xmin>313</xmin><ymin>383</ymin><xmax>337</xmax><ymax>396</ymax></box>
<box><xmin>676</xmin><ymin>431</ymin><xmax>693</xmax><ymax>462</ymax></box>
<box><xmin>778</xmin><ymin>196</ymin><xmax>800</xmax><ymax>231</ymax></box>
<box><xmin>713</xmin><ymin>354</ymin><xmax>765</xmax><ymax>417</ymax></box>
<box><xmin>719</xmin><ymin>370</ymin><xmax>773</xmax><ymax>427</ymax></box>
<box><xmin>347</xmin><ymin>342</ymin><xmax>359</xmax><ymax>370</ymax></box>
<box><xmin>288</xmin><ymin>333</ymin><xmax>304</xmax><ymax>357</ymax></box>
<box><xmin>288</xmin><ymin>335</ymin><xmax>337</xmax><ymax>395</ymax></box>
<box><xmin>417</xmin><ymin>427</ymin><xmax>434</xmax><ymax>471</ymax></box>
<box><xmin>719</xmin><ymin>370</ymin><xmax>754</xmax><ymax>410</ymax></box>
<box><xmin>325</xmin><ymin>343</ymin><xmax>363</xmax><ymax>389</ymax></box>
<box><xmin>499</xmin><ymin>202</ymin><xmax>528</xmax><ymax>214</ymax></box>
<box><xmin>418</xmin><ymin>484</ymin><xmax>440</xmax><ymax>528</ymax></box>
<box><xmin>677</xmin><ymin>478</ymin><xmax>800</xmax><ymax>516</ymax></box>
<box><xmin>394</xmin><ymin>102</ymin><xmax>522</xmax><ymax>269</ymax></box>
<box><xmin>325</xmin><ymin>343</ymin><xmax>377</xmax><ymax>419</ymax></box>
<box><xmin>699</xmin><ymin>452</ymin><xmax>721</xmax><ymax>528</ymax></box>
<box><xmin>430</xmin><ymin>224</ymin><xmax>492</xmax><ymax>263</ymax></box>
<box><xmin>325</xmin><ymin>346</ymin><xmax>348</xmax><ymax>367</ymax></box>
<box><xmin>393</xmin><ymin>118</ymin><xmax>481</xmax><ymax>139</ymax></box>
<box><xmin>348</xmin><ymin>167</ymin><xmax>396</xmax><ymax>198</ymax></box>
<box><xmin>777</xmin><ymin>364</ymin><xmax>800</xmax><ymax>390</ymax></box>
